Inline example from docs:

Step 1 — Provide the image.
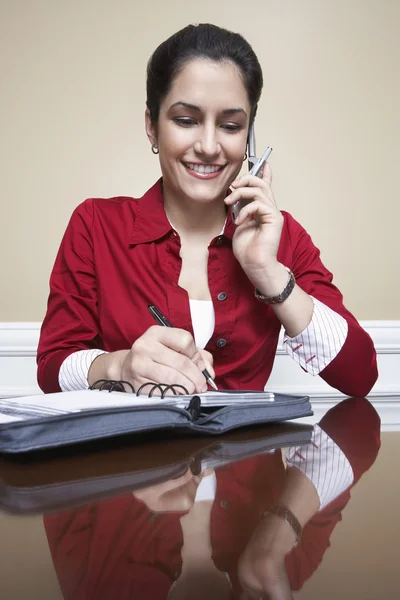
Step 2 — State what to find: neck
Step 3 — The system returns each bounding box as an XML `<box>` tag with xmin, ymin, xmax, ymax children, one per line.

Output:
<box><xmin>163</xmin><ymin>185</ymin><xmax>227</xmax><ymax>242</ymax></box>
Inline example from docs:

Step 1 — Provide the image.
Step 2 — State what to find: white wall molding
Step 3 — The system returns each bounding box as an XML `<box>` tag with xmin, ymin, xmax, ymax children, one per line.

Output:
<box><xmin>1</xmin><ymin>321</ymin><xmax>399</xmax><ymax>429</ymax></box>
<box><xmin>0</xmin><ymin>323</ymin><xmax>40</xmax><ymax>357</ymax></box>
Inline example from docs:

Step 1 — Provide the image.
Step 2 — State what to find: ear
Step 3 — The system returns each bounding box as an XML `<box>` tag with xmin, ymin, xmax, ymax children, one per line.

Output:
<box><xmin>145</xmin><ymin>108</ymin><xmax>158</xmax><ymax>147</ymax></box>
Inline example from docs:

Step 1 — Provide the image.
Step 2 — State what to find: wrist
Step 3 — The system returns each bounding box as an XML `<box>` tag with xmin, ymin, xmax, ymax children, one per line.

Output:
<box><xmin>109</xmin><ymin>350</ymin><xmax>130</xmax><ymax>380</ymax></box>
<box><xmin>261</xmin><ymin>505</ymin><xmax>302</xmax><ymax>548</ymax></box>
<box><xmin>88</xmin><ymin>350</ymin><xmax>128</xmax><ymax>386</ymax></box>
<box><xmin>252</xmin><ymin>262</ymin><xmax>291</xmax><ymax>298</ymax></box>
<box><xmin>250</xmin><ymin>514</ymin><xmax>298</xmax><ymax>558</ymax></box>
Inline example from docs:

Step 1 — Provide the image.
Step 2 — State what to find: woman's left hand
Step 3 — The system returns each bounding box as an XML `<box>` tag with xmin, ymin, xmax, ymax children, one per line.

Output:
<box><xmin>225</xmin><ymin>163</ymin><xmax>284</xmax><ymax>286</ymax></box>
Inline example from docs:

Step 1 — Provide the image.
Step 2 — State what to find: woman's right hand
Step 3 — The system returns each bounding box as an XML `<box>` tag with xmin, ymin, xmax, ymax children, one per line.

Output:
<box><xmin>88</xmin><ymin>326</ymin><xmax>214</xmax><ymax>394</ymax></box>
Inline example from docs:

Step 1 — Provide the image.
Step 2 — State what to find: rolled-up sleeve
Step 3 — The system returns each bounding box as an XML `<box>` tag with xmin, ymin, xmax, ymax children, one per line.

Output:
<box><xmin>284</xmin><ymin>297</ymin><xmax>348</xmax><ymax>375</ymax></box>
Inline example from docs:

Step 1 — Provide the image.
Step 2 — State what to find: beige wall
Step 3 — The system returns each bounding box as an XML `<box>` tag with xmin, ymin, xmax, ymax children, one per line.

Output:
<box><xmin>1</xmin><ymin>0</ymin><xmax>399</xmax><ymax>322</ymax></box>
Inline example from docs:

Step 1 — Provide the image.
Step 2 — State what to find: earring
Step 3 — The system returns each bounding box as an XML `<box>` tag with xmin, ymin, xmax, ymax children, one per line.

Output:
<box><xmin>243</xmin><ymin>151</ymin><xmax>247</xmax><ymax>161</ymax></box>
<box><xmin>151</xmin><ymin>144</ymin><xmax>159</xmax><ymax>155</ymax></box>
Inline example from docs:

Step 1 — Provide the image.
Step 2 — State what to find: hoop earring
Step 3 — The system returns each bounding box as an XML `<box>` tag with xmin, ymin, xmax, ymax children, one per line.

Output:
<box><xmin>243</xmin><ymin>151</ymin><xmax>247</xmax><ymax>161</ymax></box>
<box><xmin>151</xmin><ymin>145</ymin><xmax>159</xmax><ymax>155</ymax></box>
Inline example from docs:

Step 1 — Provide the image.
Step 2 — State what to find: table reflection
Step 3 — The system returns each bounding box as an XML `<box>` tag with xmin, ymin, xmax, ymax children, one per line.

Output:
<box><xmin>41</xmin><ymin>398</ymin><xmax>380</xmax><ymax>599</ymax></box>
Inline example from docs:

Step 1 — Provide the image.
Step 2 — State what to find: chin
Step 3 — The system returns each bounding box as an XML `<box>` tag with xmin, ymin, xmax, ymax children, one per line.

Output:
<box><xmin>183</xmin><ymin>182</ymin><xmax>227</xmax><ymax>204</ymax></box>
<box><xmin>187</xmin><ymin>190</ymin><xmax>224</xmax><ymax>204</ymax></box>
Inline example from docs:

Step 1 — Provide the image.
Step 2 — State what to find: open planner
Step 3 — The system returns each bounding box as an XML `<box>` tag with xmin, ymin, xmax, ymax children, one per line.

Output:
<box><xmin>0</xmin><ymin>384</ymin><xmax>313</xmax><ymax>454</ymax></box>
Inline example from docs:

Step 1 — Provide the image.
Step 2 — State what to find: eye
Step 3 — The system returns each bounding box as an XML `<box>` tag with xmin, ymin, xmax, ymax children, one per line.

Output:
<box><xmin>220</xmin><ymin>123</ymin><xmax>243</xmax><ymax>132</ymax></box>
<box><xmin>173</xmin><ymin>117</ymin><xmax>197</xmax><ymax>127</ymax></box>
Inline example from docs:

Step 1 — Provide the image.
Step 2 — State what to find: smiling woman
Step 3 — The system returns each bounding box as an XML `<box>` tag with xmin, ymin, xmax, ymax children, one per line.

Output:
<box><xmin>37</xmin><ymin>23</ymin><xmax>377</xmax><ymax>401</ymax></box>
<box><xmin>147</xmin><ymin>59</ymin><xmax>250</xmax><ymax>240</ymax></box>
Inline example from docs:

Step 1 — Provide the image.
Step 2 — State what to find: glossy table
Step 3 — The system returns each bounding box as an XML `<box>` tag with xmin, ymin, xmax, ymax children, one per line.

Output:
<box><xmin>0</xmin><ymin>395</ymin><xmax>398</xmax><ymax>600</ymax></box>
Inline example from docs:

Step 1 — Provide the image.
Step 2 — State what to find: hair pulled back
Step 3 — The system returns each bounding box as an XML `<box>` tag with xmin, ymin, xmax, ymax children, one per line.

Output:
<box><xmin>146</xmin><ymin>23</ymin><xmax>263</xmax><ymax>124</ymax></box>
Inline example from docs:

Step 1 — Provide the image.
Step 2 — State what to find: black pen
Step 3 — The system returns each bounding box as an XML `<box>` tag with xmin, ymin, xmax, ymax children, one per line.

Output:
<box><xmin>148</xmin><ymin>304</ymin><xmax>218</xmax><ymax>391</ymax></box>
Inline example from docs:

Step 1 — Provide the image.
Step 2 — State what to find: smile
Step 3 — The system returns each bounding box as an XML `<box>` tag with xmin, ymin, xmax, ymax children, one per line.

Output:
<box><xmin>182</xmin><ymin>162</ymin><xmax>226</xmax><ymax>179</ymax></box>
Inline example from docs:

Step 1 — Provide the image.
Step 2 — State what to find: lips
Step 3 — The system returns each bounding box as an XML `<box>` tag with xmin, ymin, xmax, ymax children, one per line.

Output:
<box><xmin>182</xmin><ymin>161</ymin><xmax>226</xmax><ymax>180</ymax></box>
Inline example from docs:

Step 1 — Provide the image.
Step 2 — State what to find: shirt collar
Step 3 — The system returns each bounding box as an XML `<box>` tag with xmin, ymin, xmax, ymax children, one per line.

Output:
<box><xmin>129</xmin><ymin>179</ymin><xmax>171</xmax><ymax>245</ymax></box>
<box><xmin>129</xmin><ymin>178</ymin><xmax>235</xmax><ymax>245</ymax></box>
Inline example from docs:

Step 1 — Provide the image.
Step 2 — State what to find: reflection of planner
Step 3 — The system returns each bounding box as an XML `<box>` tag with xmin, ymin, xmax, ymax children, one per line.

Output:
<box><xmin>0</xmin><ymin>386</ymin><xmax>313</xmax><ymax>454</ymax></box>
<box><xmin>0</xmin><ymin>423</ymin><xmax>313</xmax><ymax>513</ymax></box>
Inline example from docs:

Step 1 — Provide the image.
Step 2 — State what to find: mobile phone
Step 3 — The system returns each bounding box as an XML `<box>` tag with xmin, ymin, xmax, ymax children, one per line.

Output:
<box><xmin>230</xmin><ymin>123</ymin><xmax>273</xmax><ymax>222</ymax></box>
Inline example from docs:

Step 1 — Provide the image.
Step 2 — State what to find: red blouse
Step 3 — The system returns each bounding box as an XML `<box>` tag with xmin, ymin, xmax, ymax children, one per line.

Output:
<box><xmin>37</xmin><ymin>180</ymin><xmax>377</xmax><ymax>395</ymax></box>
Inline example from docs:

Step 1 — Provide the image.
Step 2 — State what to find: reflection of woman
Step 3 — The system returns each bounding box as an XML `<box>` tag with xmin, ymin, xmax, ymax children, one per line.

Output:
<box><xmin>44</xmin><ymin>398</ymin><xmax>381</xmax><ymax>599</ymax></box>
<box><xmin>37</xmin><ymin>23</ymin><xmax>377</xmax><ymax>397</ymax></box>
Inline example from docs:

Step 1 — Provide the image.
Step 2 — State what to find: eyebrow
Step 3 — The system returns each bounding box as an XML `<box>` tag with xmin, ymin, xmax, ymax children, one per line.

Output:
<box><xmin>169</xmin><ymin>101</ymin><xmax>247</xmax><ymax>117</ymax></box>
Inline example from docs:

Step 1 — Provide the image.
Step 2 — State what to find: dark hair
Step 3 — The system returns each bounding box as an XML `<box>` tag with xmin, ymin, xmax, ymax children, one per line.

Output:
<box><xmin>146</xmin><ymin>23</ymin><xmax>263</xmax><ymax>124</ymax></box>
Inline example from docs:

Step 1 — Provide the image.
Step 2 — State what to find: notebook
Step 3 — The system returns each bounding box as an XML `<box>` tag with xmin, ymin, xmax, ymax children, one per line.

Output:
<box><xmin>0</xmin><ymin>385</ymin><xmax>313</xmax><ymax>454</ymax></box>
<box><xmin>0</xmin><ymin>388</ymin><xmax>275</xmax><ymax>424</ymax></box>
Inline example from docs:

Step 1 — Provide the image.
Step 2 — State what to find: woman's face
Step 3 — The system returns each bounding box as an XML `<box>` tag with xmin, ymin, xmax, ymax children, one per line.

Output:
<box><xmin>146</xmin><ymin>59</ymin><xmax>251</xmax><ymax>206</ymax></box>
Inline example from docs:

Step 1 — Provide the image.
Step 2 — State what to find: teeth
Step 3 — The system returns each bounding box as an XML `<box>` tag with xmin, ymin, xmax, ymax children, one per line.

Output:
<box><xmin>185</xmin><ymin>163</ymin><xmax>223</xmax><ymax>174</ymax></box>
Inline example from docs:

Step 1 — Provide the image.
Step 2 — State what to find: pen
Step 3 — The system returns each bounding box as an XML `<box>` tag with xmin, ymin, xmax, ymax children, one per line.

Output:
<box><xmin>148</xmin><ymin>304</ymin><xmax>218</xmax><ymax>391</ymax></box>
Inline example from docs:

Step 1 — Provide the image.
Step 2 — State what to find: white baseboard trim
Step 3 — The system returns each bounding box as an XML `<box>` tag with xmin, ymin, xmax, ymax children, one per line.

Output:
<box><xmin>1</xmin><ymin>321</ymin><xmax>399</xmax><ymax>430</ymax></box>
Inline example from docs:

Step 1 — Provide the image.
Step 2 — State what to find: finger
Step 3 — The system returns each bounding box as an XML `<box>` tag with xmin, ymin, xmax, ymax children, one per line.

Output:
<box><xmin>131</xmin><ymin>342</ymin><xmax>208</xmax><ymax>392</ymax></box>
<box><xmin>136</xmin><ymin>327</ymin><xmax>209</xmax><ymax>385</ymax></box>
<box><xmin>261</xmin><ymin>160</ymin><xmax>272</xmax><ymax>185</ymax></box>
<box><xmin>198</xmin><ymin>349</ymin><xmax>215</xmax><ymax>379</ymax></box>
<box><xmin>154</xmin><ymin>341</ymin><xmax>208</xmax><ymax>386</ymax></box>
<box><xmin>153</xmin><ymin>330</ymin><xmax>212</xmax><ymax>385</ymax></box>
<box><xmin>235</xmin><ymin>199</ymin><xmax>272</xmax><ymax>224</ymax></box>
<box><xmin>135</xmin><ymin>361</ymin><xmax>206</xmax><ymax>394</ymax></box>
<box><xmin>125</xmin><ymin>348</ymin><xmax>202</xmax><ymax>394</ymax></box>
<box><xmin>230</xmin><ymin>170</ymin><xmax>271</xmax><ymax>191</ymax></box>
<box><xmin>225</xmin><ymin>185</ymin><xmax>273</xmax><ymax>207</ymax></box>
<box><xmin>234</xmin><ymin>199</ymin><xmax>281</xmax><ymax>227</ymax></box>
<box><xmin>147</xmin><ymin>326</ymin><xmax>203</xmax><ymax>364</ymax></box>
<box><xmin>232</xmin><ymin>172</ymin><xmax>267</xmax><ymax>186</ymax></box>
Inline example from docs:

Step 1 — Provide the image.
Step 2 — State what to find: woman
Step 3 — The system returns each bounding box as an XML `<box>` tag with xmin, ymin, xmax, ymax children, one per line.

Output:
<box><xmin>37</xmin><ymin>23</ymin><xmax>377</xmax><ymax>396</ymax></box>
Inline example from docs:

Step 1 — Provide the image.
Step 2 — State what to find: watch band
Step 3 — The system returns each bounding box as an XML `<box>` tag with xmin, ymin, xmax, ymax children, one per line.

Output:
<box><xmin>254</xmin><ymin>267</ymin><xmax>295</xmax><ymax>304</ymax></box>
<box><xmin>261</xmin><ymin>504</ymin><xmax>302</xmax><ymax>547</ymax></box>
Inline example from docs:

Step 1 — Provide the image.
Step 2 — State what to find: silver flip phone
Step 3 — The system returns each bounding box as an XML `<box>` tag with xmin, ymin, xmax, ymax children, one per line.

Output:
<box><xmin>230</xmin><ymin>123</ymin><xmax>273</xmax><ymax>222</ymax></box>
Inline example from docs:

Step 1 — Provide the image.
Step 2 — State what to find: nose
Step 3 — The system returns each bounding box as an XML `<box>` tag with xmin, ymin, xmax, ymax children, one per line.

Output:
<box><xmin>193</xmin><ymin>124</ymin><xmax>221</xmax><ymax>159</ymax></box>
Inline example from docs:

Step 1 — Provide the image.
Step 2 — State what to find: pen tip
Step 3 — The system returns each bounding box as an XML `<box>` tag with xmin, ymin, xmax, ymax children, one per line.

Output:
<box><xmin>208</xmin><ymin>378</ymin><xmax>218</xmax><ymax>391</ymax></box>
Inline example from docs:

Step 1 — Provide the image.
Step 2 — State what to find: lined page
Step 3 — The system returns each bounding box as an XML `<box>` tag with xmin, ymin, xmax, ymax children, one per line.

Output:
<box><xmin>0</xmin><ymin>389</ymin><xmax>275</xmax><ymax>424</ymax></box>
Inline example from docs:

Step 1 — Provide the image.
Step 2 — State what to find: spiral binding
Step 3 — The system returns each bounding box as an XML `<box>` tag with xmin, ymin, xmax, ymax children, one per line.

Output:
<box><xmin>89</xmin><ymin>380</ymin><xmax>189</xmax><ymax>398</ymax></box>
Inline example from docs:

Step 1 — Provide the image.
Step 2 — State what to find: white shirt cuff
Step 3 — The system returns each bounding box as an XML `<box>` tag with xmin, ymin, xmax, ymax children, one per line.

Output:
<box><xmin>286</xmin><ymin>425</ymin><xmax>354</xmax><ymax>510</ymax></box>
<box><xmin>283</xmin><ymin>297</ymin><xmax>348</xmax><ymax>375</ymax></box>
<box><xmin>58</xmin><ymin>349</ymin><xmax>108</xmax><ymax>391</ymax></box>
